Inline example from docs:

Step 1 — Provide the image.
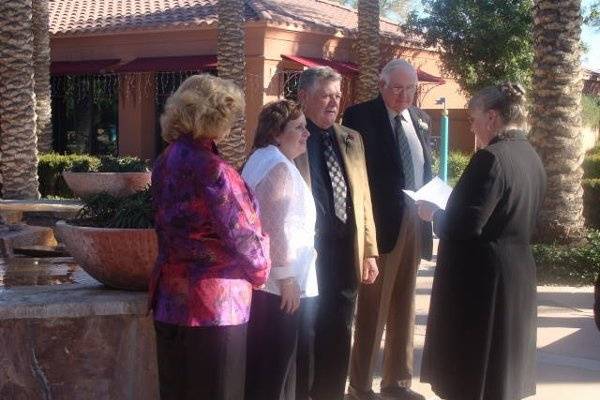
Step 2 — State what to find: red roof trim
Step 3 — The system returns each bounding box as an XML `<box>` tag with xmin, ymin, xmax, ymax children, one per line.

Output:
<box><xmin>416</xmin><ymin>68</ymin><xmax>445</xmax><ymax>84</ymax></box>
<box><xmin>281</xmin><ymin>55</ymin><xmax>445</xmax><ymax>84</ymax></box>
<box><xmin>281</xmin><ymin>54</ymin><xmax>359</xmax><ymax>75</ymax></box>
<box><xmin>50</xmin><ymin>59</ymin><xmax>120</xmax><ymax>75</ymax></box>
<box><xmin>115</xmin><ymin>55</ymin><xmax>217</xmax><ymax>73</ymax></box>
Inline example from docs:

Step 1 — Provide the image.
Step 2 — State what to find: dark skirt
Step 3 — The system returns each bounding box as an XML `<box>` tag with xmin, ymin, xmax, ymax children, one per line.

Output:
<box><xmin>420</xmin><ymin>241</ymin><xmax>537</xmax><ymax>400</ymax></box>
<box><xmin>245</xmin><ymin>290</ymin><xmax>301</xmax><ymax>400</ymax></box>
<box><xmin>154</xmin><ymin>320</ymin><xmax>247</xmax><ymax>400</ymax></box>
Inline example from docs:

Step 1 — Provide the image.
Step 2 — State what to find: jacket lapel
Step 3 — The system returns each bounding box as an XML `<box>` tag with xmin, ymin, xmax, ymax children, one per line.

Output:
<box><xmin>374</xmin><ymin>96</ymin><xmax>401</xmax><ymax>170</ymax></box>
<box><xmin>333</xmin><ymin>124</ymin><xmax>356</xmax><ymax>196</ymax></box>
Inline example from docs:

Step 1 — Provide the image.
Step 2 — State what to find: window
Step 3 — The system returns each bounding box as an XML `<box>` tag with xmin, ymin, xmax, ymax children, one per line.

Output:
<box><xmin>50</xmin><ymin>74</ymin><xmax>119</xmax><ymax>155</ymax></box>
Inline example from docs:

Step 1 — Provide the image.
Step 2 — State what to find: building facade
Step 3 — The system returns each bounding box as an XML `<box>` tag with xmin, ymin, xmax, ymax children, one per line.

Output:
<box><xmin>49</xmin><ymin>0</ymin><xmax>470</xmax><ymax>160</ymax></box>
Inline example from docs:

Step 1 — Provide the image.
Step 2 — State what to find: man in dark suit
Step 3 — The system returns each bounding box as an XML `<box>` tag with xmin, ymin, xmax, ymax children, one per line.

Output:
<box><xmin>295</xmin><ymin>66</ymin><xmax>379</xmax><ymax>400</ymax></box>
<box><xmin>343</xmin><ymin>59</ymin><xmax>433</xmax><ymax>400</ymax></box>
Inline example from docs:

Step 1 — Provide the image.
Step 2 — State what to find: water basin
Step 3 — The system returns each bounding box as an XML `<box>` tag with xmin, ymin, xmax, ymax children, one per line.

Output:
<box><xmin>0</xmin><ymin>257</ymin><xmax>93</xmax><ymax>288</ymax></box>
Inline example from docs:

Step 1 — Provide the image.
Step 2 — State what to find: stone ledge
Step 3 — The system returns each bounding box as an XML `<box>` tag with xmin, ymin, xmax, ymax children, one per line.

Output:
<box><xmin>0</xmin><ymin>271</ymin><xmax>148</xmax><ymax>320</ymax></box>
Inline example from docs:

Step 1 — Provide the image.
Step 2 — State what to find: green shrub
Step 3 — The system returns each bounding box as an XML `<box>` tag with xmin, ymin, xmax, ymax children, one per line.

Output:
<box><xmin>587</xmin><ymin>146</ymin><xmax>600</xmax><ymax>156</ymax></box>
<box><xmin>74</xmin><ymin>187</ymin><xmax>153</xmax><ymax>228</ymax></box>
<box><xmin>584</xmin><ymin>153</ymin><xmax>600</xmax><ymax>179</ymax></box>
<box><xmin>533</xmin><ymin>229</ymin><xmax>600</xmax><ymax>286</ymax></box>
<box><xmin>97</xmin><ymin>156</ymin><xmax>149</xmax><ymax>172</ymax></box>
<box><xmin>68</xmin><ymin>157</ymin><xmax>101</xmax><ymax>173</ymax></box>
<box><xmin>432</xmin><ymin>151</ymin><xmax>472</xmax><ymax>186</ymax></box>
<box><xmin>584</xmin><ymin>178</ymin><xmax>600</xmax><ymax>229</ymax></box>
<box><xmin>66</xmin><ymin>155</ymin><xmax>148</xmax><ymax>173</ymax></box>
<box><xmin>582</xmin><ymin>94</ymin><xmax>600</xmax><ymax>130</ymax></box>
<box><xmin>38</xmin><ymin>153</ymin><xmax>100</xmax><ymax>198</ymax></box>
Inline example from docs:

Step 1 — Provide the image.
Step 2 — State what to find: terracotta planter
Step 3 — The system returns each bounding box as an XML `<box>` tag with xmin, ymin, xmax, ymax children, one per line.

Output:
<box><xmin>62</xmin><ymin>172</ymin><xmax>151</xmax><ymax>198</ymax></box>
<box><xmin>55</xmin><ymin>221</ymin><xmax>158</xmax><ymax>290</ymax></box>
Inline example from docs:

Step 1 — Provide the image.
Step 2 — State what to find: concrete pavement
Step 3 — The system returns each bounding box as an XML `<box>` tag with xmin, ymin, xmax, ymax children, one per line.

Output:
<box><xmin>365</xmin><ymin>258</ymin><xmax>600</xmax><ymax>400</ymax></box>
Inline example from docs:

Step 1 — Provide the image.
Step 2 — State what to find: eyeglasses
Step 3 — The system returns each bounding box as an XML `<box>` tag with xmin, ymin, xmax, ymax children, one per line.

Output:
<box><xmin>388</xmin><ymin>85</ymin><xmax>416</xmax><ymax>95</ymax></box>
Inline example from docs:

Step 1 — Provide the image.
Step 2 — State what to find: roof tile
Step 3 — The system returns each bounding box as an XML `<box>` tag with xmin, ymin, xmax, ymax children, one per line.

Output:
<box><xmin>49</xmin><ymin>0</ymin><xmax>403</xmax><ymax>39</ymax></box>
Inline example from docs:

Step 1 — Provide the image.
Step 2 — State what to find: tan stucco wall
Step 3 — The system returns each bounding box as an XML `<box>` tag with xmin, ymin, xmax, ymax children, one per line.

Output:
<box><xmin>50</xmin><ymin>24</ymin><xmax>469</xmax><ymax>158</ymax></box>
<box><xmin>118</xmin><ymin>73</ymin><xmax>156</xmax><ymax>159</ymax></box>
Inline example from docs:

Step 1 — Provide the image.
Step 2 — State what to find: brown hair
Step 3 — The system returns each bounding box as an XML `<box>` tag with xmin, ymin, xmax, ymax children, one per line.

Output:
<box><xmin>253</xmin><ymin>100</ymin><xmax>303</xmax><ymax>148</ymax></box>
<box><xmin>468</xmin><ymin>82</ymin><xmax>528</xmax><ymax>127</ymax></box>
<box><xmin>160</xmin><ymin>74</ymin><xmax>244</xmax><ymax>143</ymax></box>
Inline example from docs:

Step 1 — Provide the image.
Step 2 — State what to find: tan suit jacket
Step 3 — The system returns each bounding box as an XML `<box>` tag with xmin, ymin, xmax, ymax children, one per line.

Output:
<box><xmin>295</xmin><ymin>123</ymin><xmax>378</xmax><ymax>281</ymax></box>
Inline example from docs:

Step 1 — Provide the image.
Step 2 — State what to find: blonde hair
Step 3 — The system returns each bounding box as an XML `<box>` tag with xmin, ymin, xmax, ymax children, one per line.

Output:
<box><xmin>160</xmin><ymin>74</ymin><xmax>245</xmax><ymax>143</ymax></box>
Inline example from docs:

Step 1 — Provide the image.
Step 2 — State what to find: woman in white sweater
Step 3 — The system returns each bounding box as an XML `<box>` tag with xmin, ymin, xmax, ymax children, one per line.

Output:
<box><xmin>242</xmin><ymin>100</ymin><xmax>318</xmax><ymax>400</ymax></box>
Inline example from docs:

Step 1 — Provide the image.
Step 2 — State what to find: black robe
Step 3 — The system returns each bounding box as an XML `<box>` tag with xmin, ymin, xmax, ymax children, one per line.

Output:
<box><xmin>420</xmin><ymin>131</ymin><xmax>546</xmax><ymax>400</ymax></box>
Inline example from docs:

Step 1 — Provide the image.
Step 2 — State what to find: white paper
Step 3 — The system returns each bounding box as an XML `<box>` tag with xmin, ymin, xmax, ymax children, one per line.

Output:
<box><xmin>403</xmin><ymin>176</ymin><xmax>453</xmax><ymax>210</ymax></box>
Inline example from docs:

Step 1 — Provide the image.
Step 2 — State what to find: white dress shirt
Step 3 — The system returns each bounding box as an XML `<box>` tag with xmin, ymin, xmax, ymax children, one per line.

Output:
<box><xmin>387</xmin><ymin>107</ymin><xmax>426</xmax><ymax>190</ymax></box>
<box><xmin>242</xmin><ymin>145</ymin><xmax>318</xmax><ymax>298</ymax></box>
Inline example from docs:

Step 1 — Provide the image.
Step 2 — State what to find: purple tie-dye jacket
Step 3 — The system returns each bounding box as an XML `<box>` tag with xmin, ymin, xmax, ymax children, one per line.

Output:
<box><xmin>148</xmin><ymin>135</ymin><xmax>270</xmax><ymax>327</ymax></box>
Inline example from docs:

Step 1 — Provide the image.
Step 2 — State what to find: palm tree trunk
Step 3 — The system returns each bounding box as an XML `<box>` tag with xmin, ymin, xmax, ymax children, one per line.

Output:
<box><xmin>33</xmin><ymin>0</ymin><xmax>52</xmax><ymax>153</ymax></box>
<box><xmin>217</xmin><ymin>0</ymin><xmax>247</xmax><ymax>169</ymax></box>
<box><xmin>530</xmin><ymin>0</ymin><xmax>584</xmax><ymax>243</ymax></box>
<box><xmin>0</xmin><ymin>0</ymin><xmax>40</xmax><ymax>199</ymax></box>
<box><xmin>355</xmin><ymin>0</ymin><xmax>381</xmax><ymax>103</ymax></box>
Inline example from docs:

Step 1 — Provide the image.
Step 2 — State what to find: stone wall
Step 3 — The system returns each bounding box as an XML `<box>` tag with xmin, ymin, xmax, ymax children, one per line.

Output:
<box><xmin>0</xmin><ymin>268</ymin><xmax>159</xmax><ymax>400</ymax></box>
<box><xmin>0</xmin><ymin>315</ymin><xmax>158</xmax><ymax>400</ymax></box>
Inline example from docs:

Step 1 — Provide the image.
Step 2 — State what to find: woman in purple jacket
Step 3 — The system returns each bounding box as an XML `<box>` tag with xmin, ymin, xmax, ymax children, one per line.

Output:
<box><xmin>149</xmin><ymin>74</ymin><xmax>270</xmax><ymax>400</ymax></box>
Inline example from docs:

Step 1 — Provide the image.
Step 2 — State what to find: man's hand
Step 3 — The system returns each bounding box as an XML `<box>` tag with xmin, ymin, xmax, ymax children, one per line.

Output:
<box><xmin>279</xmin><ymin>278</ymin><xmax>301</xmax><ymax>314</ymax></box>
<box><xmin>361</xmin><ymin>257</ymin><xmax>379</xmax><ymax>284</ymax></box>
<box><xmin>416</xmin><ymin>200</ymin><xmax>440</xmax><ymax>222</ymax></box>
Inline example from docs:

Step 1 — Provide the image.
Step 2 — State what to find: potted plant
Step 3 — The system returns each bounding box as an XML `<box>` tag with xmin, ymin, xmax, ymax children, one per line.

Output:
<box><xmin>62</xmin><ymin>155</ymin><xmax>151</xmax><ymax>198</ymax></box>
<box><xmin>55</xmin><ymin>188</ymin><xmax>157</xmax><ymax>291</ymax></box>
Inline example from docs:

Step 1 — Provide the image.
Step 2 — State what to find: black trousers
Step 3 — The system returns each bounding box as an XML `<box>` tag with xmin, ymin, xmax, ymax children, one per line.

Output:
<box><xmin>154</xmin><ymin>320</ymin><xmax>246</xmax><ymax>400</ymax></box>
<box><xmin>311</xmin><ymin>234</ymin><xmax>358</xmax><ymax>400</ymax></box>
<box><xmin>245</xmin><ymin>290</ymin><xmax>300</xmax><ymax>400</ymax></box>
<box><xmin>296</xmin><ymin>296</ymin><xmax>318</xmax><ymax>400</ymax></box>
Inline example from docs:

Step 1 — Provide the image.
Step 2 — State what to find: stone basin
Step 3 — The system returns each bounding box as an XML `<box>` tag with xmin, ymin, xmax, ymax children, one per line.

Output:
<box><xmin>55</xmin><ymin>221</ymin><xmax>158</xmax><ymax>291</ymax></box>
<box><xmin>63</xmin><ymin>171</ymin><xmax>151</xmax><ymax>198</ymax></box>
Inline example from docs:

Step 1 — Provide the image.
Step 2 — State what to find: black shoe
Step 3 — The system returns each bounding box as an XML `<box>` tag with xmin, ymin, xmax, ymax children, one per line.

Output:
<box><xmin>380</xmin><ymin>386</ymin><xmax>425</xmax><ymax>400</ymax></box>
<box><xmin>348</xmin><ymin>386</ymin><xmax>381</xmax><ymax>400</ymax></box>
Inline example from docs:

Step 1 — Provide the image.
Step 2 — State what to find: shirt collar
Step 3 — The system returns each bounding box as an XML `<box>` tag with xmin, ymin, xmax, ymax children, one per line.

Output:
<box><xmin>307</xmin><ymin>118</ymin><xmax>334</xmax><ymax>137</ymax></box>
<box><xmin>386</xmin><ymin>107</ymin><xmax>411</xmax><ymax>123</ymax></box>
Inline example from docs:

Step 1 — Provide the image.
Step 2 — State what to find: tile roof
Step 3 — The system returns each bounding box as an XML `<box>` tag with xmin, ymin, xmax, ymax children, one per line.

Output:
<box><xmin>49</xmin><ymin>0</ymin><xmax>405</xmax><ymax>40</ymax></box>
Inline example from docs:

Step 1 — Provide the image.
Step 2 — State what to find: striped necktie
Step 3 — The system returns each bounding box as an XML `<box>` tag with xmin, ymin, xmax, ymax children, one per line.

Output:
<box><xmin>394</xmin><ymin>114</ymin><xmax>415</xmax><ymax>191</ymax></box>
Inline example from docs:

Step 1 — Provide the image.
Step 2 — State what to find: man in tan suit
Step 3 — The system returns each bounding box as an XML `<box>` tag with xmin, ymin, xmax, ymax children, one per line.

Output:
<box><xmin>294</xmin><ymin>66</ymin><xmax>379</xmax><ymax>400</ymax></box>
<box><xmin>343</xmin><ymin>60</ymin><xmax>433</xmax><ymax>400</ymax></box>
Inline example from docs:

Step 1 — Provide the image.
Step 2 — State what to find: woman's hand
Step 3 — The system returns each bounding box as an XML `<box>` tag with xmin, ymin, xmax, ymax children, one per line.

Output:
<box><xmin>416</xmin><ymin>200</ymin><xmax>441</xmax><ymax>222</ymax></box>
<box><xmin>279</xmin><ymin>278</ymin><xmax>301</xmax><ymax>314</ymax></box>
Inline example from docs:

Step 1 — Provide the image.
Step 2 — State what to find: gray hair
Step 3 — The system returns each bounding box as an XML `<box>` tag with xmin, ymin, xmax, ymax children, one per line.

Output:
<box><xmin>379</xmin><ymin>59</ymin><xmax>417</xmax><ymax>86</ymax></box>
<box><xmin>298</xmin><ymin>66</ymin><xmax>342</xmax><ymax>93</ymax></box>
<box><xmin>468</xmin><ymin>82</ymin><xmax>528</xmax><ymax>127</ymax></box>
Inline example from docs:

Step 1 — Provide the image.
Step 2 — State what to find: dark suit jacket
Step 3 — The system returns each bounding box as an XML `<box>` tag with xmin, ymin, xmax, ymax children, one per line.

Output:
<box><xmin>342</xmin><ymin>95</ymin><xmax>433</xmax><ymax>259</ymax></box>
<box><xmin>295</xmin><ymin>123</ymin><xmax>379</xmax><ymax>281</ymax></box>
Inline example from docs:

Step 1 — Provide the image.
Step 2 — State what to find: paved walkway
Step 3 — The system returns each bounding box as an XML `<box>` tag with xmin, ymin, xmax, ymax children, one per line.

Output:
<box><xmin>367</xmin><ymin>258</ymin><xmax>600</xmax><ymax>399</ymax></box>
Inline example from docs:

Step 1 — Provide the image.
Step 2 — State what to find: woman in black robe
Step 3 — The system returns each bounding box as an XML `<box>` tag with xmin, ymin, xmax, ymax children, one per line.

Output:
<box><xmin>416</xmin><ymin>82</ymin><xmax>546</xmax><ymax>400</ymax></box>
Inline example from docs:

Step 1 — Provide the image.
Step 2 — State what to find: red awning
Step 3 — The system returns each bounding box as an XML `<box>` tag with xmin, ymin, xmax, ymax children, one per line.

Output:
<box><xmin>416</xmin><ymin>68</ymin><xmax>446</xmax><ymax>84</ymax></box>
<box><xmin>281</xmin><ymin>55</ymin><xmax>359</xmax><ymax>75</ymax></box>
<box><xmin>281</xmin><ymin>54</ymin><xmax>445</xmax><ymax>84</ymax></box>
<box><xmin>50</xmin><ymin>59</ymin><xmax>120</xmax><ymax>75</ymax></box>
<box><xmin>115</xmin><ymin>55</ymin><xmax>217</xmax><ymax>73</ymax></box>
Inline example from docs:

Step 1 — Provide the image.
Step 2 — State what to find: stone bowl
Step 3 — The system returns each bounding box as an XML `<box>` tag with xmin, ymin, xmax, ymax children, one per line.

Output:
<box><xmin>62</xmin><ymin>172</ymin><xmax>151</xmax><ymax>198</ymax></box>
<box><xmin>55</xmin><ymin>221</ymin><xmax>158</xmax><ymax>290</ymax></box>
